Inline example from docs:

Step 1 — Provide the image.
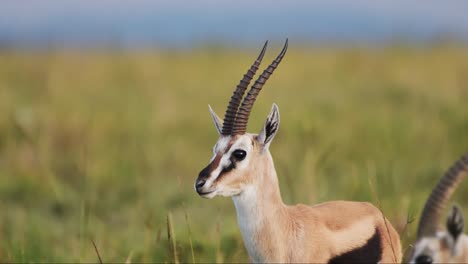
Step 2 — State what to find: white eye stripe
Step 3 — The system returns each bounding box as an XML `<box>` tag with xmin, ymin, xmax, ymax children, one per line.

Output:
<box><xmin>207</xmin><ymin>135</ymin><xmax>253</xmax><ymax>184</ymax></box>
<box><xmin>209</xmin><ymin>154</ymin><xmax>232</xmax><ymax>181</ymax></box>
<box><xmin>209</xmin><ymin>153</ymin><xmax>216</xmax><ymax>163</ymax></box>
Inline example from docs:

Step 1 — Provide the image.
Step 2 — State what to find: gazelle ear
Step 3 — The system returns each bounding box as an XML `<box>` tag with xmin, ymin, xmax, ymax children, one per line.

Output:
<box><xmin>208</xmin><ymin>105</ymin><xmax>223</xmax><ymax>135</ymax></box>
<box><xmin>257</xmin><ymin>103</ymin><xmax>280</xmax><ymax>148</ymax></box>
<box><xmin>447</xmin><ymin>205</ymin><xmax>464</xmax><ymax>242</ymax></box>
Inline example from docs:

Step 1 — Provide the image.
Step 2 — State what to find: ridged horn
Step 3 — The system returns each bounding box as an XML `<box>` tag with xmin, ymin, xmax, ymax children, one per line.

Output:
<box><xmin>417</xmin><ymin>154</ymin><xmax>468</xmax><ymax>239</ymax></box>
<box><xmin>232</xmin><ymin>39</ymin><xmax>288</xmax><ymax>135</ymax></box>
<box><xmin>221</xmin><ymin>41</ymin><xmax>268</xmax><ymax>135</ymax></box>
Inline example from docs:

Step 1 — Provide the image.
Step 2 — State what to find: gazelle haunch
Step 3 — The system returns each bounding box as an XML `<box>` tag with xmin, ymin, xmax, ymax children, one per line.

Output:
<box><xmin>194</xmin><ymin>40</ymin><xmax>402</xmax><ymax>263</ymax></box>
<box><xmin>409</xmin><ymin>154</ymin><xmax>468</xmax><ymax>264</ymax></box>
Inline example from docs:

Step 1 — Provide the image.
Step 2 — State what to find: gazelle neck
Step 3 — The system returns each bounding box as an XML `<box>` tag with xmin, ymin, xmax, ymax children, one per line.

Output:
<box><xmin>231</xmin><ymin>151</ymin><xmax>288</xmax><ymax>262</ymax></box>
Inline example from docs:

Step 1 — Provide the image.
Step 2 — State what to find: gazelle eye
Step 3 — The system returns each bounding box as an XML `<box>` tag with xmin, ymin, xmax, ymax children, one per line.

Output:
<box><xmin>232</xmin><ymin>149</ymin><xmax>247</xmax><ymax>161</ymax></box>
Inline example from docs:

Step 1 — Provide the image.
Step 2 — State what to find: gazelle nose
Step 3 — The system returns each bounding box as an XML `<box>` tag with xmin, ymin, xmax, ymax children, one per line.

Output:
<box><xmin>415</xmin><ymin>255</ymin><xmax>432</xmax><ymax>264</ymax></box>
<box><xmin>195</xmin><ymin>179</ymin><xmax>206</xmax><ymax>190</ymax></box>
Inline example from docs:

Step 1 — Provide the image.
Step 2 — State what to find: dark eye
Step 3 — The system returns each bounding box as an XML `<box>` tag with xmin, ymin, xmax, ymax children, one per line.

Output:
<box><xmin>232</xmin><ymin>149</ymin><xmax>247</xmax><ymax>161</ymax></box>
<box><xmin>415</xmin><ymin>254</ymin><xmax>432</xmax><ymax>264</ymax></box>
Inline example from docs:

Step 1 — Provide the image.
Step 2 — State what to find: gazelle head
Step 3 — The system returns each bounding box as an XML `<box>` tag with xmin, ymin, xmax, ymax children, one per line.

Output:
<box><xmin>195</xmin><ymin>40</ymin><xmax>287</xmax><ymax>198</ymax></box>
<box><xmin>409</xmin><ymin>154</ymin><xmax>468</xmax><ymax>264</ymax></box>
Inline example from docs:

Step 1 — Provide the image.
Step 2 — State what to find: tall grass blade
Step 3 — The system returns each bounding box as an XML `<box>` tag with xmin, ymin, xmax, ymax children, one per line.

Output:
<box><xmin>184</xmin><ymin>208</ymin><xmax>196</xmax><ymax>263</ymax></box>
<box><xmin>91</xmin><ymin>239</ymin><xmax>103</xmax><ymax>264</ymax></box>
<box><xmin>367</xmin><ymin>161</ymin><xmax>398</xmax><ymax>263</ymax></box>
<box><xmin>125</xmin><ymin>251</ymin><xmax>133</xmax><ymax>264</ymax></box>
<box><xmin>167</xmin><ymin>212</ymin><xmax>179</xmax><ymax>264</ymax></box>
<box><xmin>215</xmin><ymin>221</ymin><xmax>223</xmax><ymax>264</ymax></box>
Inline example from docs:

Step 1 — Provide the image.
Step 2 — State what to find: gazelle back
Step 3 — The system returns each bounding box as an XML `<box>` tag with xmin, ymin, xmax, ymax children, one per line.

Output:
<box><xmin>195</xmin><ymin>40</ymin><xmax>402</xmax><ymax>263</ymax></box>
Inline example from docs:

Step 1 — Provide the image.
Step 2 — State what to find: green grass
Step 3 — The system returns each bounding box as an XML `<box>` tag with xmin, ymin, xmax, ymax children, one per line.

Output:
<box><xmin>0</xmin><ymin>44</ymin><xmax>467</xmax><ymax>262</ymax></box>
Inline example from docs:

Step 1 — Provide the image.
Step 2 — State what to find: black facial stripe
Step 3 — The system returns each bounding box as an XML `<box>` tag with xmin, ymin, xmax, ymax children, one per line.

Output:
<box><xmin>214</xmin><ymin>160</ymin><xmax>236</xmax><ymax>183</ymax></box>
<box><xmin>198</xmin><ymin>164</ymin><xmax>212</xmax><ymax>180</ymax></box>
<box><xmin>197</xmin><ymin>154</ymin><xmax>222</xmax><ymax>182</ymax></box>
<box><xmin>223</xmin><ymin>160</ymin><xmax>236</xmax><ymax>173</ymax></box>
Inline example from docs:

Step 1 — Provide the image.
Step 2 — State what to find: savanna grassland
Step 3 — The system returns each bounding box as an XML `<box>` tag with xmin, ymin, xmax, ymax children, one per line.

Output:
<box><xmin>0</xmin><ymin>44</ymin><xmax>467</xmax><ymax>263</ymax></box>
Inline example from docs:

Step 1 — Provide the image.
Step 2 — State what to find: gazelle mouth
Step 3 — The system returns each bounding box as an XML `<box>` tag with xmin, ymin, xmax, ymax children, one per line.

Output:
<box><xmin>199</xmin><ymin>190</ymin><xmax>214</xmax><ymax>195</ymax></box>
<box><xmin>198</xmin><ymin>190</ymin><xmax>216</xmax><ymax>198</ymax></box>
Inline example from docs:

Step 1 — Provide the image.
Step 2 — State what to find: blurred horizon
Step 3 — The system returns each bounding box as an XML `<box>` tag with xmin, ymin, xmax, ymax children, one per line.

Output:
<box><xmin>2</xmin><ymin>0</ymin><xmax>468</xmax><ymax>49</ymax></box>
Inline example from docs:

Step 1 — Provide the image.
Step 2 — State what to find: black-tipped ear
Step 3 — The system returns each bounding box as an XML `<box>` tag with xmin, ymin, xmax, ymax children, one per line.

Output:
<box><xmin>208</xmin><ymin>105</ymin><xmax>223</xmax><ymax>135</ymax></box>
<box><xmin>447</xmin><ymin>205</ymin><xmax>464</xmax><ymax>241</ymax></box>
<box><xmin>257</xmin><ymin>103</ymin><xmax>280</xmax><ymax>148</ymax></box>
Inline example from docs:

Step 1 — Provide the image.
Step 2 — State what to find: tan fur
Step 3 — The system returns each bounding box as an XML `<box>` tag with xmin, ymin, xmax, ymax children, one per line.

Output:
<box><xmin>246</xmin><ymin>201</ymin><xmax>402</xmax><ymax>263</ymax></box>
<box><xmin>197</xmin><ymin>133</ymin><xmax>402</xmax><ymax>263</ymax></box>
<box><xmin>461</xmin><ymin>240</ymin><xmax>468</xmax><ymax>262</ymax></box>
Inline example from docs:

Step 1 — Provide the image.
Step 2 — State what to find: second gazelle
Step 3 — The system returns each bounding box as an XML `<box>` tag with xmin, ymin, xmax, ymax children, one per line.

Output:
<box><xmin>195</xmin><ymin>40</ymin><xmax>402</xmax><ymax>263</ymax></box>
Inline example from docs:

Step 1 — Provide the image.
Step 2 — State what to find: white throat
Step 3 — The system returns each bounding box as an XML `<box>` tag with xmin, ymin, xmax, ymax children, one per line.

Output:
<box><xmin>232</xmin><ymin>185</ymin><xmax>264</xmax><ymax>262</ymax></box>
<box><xmin>231</xmin><ymin>159</ymin><xmax>286</xmax><ymax>263</ymax></box>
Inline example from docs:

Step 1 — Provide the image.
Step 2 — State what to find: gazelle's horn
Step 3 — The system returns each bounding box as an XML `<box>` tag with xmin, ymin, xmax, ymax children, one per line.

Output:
<box><xmin>417</xmin><ymin>154</ymin><xmax>468</xmax><ymax>238</ymax></box>
<box><xmin>232</xmin><ymin>39</ymin><xmax>288</xmax><ymax>135</ymax></box>
<box><xmin>221</xmin><ymin>41</ymin><xmax>268</xmax><ymax>135</ymax></box>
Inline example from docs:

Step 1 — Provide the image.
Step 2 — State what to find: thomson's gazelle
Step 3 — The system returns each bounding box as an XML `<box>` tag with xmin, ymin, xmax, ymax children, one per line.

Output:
<box><xmin>409</xmin><ymin>154</ymin><xmax>468</xmax><ymax>263</ymax></box>
<box><xmin>194</xmin><ymin>40</ymin><xmax>402</xmax><ymax>263</ymax></box>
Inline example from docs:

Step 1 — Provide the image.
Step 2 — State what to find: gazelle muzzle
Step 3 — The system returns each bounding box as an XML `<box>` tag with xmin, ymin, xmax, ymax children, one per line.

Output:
<box><xmin>195</xmin><ymin>154</ymin><xmax>222</xmax><ymax>195</ymax></box>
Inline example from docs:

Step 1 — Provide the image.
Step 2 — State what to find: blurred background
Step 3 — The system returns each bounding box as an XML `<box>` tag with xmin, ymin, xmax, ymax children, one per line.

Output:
<box><xmin>1</xmin><ymin>0</ymin><xmax>467</xmax><ymax>262</ymax></box>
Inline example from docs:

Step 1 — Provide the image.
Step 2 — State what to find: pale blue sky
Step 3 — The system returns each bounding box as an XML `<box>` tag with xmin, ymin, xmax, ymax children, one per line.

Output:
<box><xmin>1</xmin><ymin>0</ymin><xmax>468</xmax><ymax>48</ymax></box>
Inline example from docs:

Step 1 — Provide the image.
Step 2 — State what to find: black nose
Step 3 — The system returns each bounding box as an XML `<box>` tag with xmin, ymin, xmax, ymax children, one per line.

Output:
<box><xmin>196</xmin><ymin>179</ymin><xmax>206</xmax><ymax>190</ymax></box>
<box><xmin>415</xmin><ymin>255</ymin><xmax>433</xmax><ymax>264</ymax></box>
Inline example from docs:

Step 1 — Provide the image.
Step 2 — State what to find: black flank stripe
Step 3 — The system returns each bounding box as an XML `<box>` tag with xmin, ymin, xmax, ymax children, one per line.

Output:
<box><xmin>328</xmin><ymin>228</ymin><xmax>382</xmax><ymax>264</ymax></box>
